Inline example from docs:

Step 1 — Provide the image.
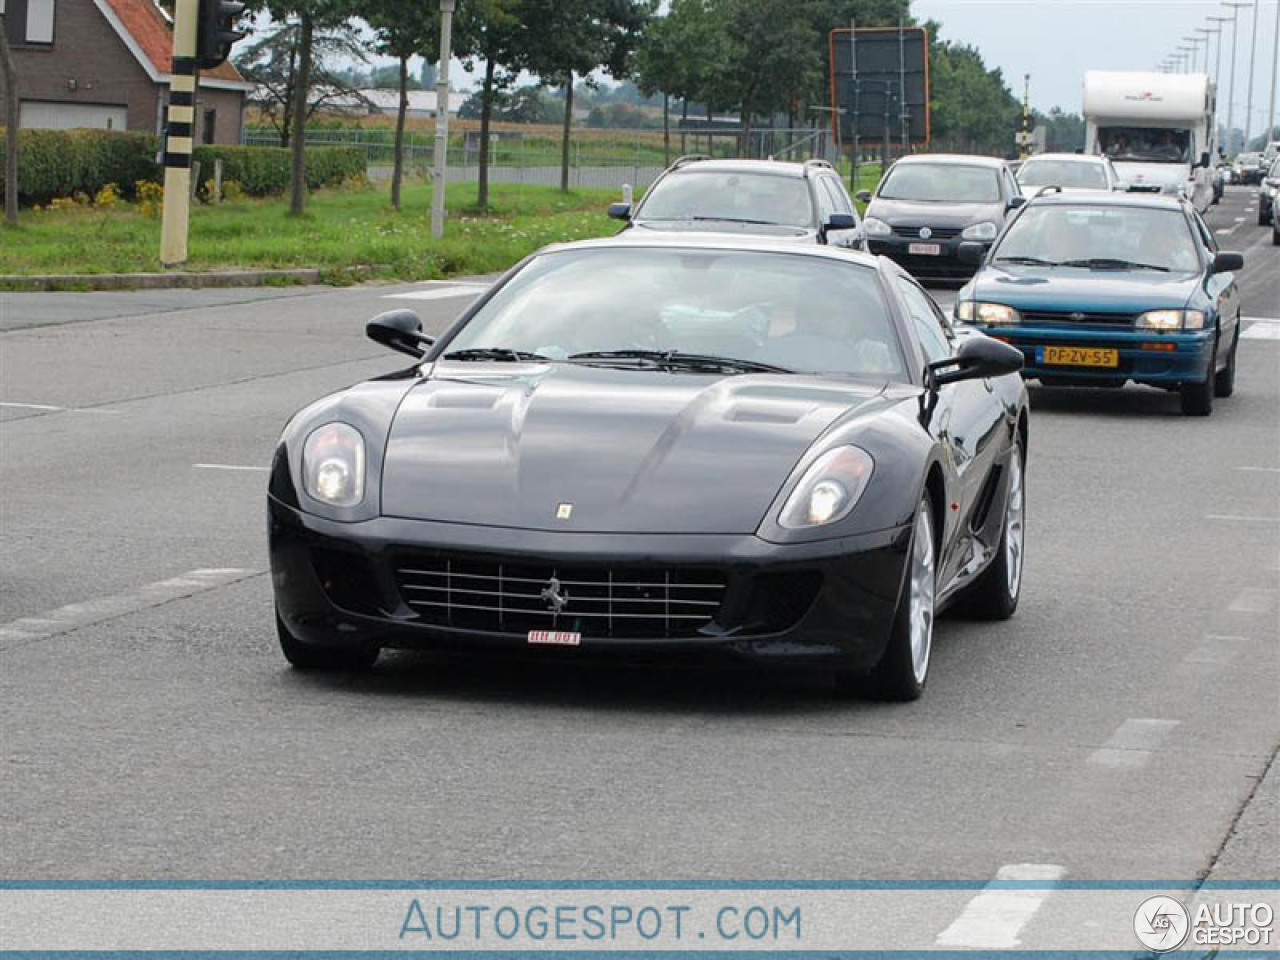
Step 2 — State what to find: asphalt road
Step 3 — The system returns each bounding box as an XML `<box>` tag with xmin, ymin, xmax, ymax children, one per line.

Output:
<box><xmin>0</xmin><ymin>187</ymin><xmax>1276</xmax><ymax>940</ymax></box>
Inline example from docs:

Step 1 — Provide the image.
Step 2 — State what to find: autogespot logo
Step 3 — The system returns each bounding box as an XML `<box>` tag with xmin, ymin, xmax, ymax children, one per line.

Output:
<box><xmin>1134</xmin><ymin>896</ymin><xmax>1191</xmax><ymax>952</ymax></box>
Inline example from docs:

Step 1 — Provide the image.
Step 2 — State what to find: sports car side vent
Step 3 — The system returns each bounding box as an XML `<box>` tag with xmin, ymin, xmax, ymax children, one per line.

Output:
<box><xmin>393</xmin><ymin>555</ymin><xmax>726</xmax><ymax>639</ymax></box>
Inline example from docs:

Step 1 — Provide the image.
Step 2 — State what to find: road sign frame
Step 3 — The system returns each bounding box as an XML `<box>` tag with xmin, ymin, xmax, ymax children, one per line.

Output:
<box><xmin>828</xmin><ymin>26</ymin><xmax>932</xmax><ymax>148</ymax></box>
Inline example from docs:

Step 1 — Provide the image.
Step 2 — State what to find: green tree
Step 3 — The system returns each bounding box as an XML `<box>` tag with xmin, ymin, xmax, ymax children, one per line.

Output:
<box><xmin>366</xmin><ymin>0</ymin><xmax>439</xmax><ymax>210</ymax></box>
<box><xmin>927</xmin><ymin>27</ymin><xmax>1019</xmax><ymax>155</ymax></box>
<box><xmin>453</xmin><ymin>0</ymin><xmax>524</xmax><ymax>209</ymax></box>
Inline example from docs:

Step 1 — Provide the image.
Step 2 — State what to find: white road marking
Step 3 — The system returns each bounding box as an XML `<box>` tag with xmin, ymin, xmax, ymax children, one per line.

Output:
<box><xmin>1182</xmin><ymin>642</ymin><xmax>1238</xmax><ymax>666</ymax></box>
<box><xmin>0</xmin><ymin>401</ymin><xmax>119</xmax><ymax>415</ymax></box>
<box><xmin>1241</xmin><ymin>316</ymin><xmax>1280</xmax><ymax>340</ymax></box>
<box><xmin>385</xmin><ymin>281</ymin><xmax>488</xmax><ymax>302</ymax></box>
<box><xmin>935</xmin><ymin>864</ymin><xmax>1066</xmax><ymax>948</ymax></box>
<box><xmin>1237</xmin><ymin>466</ymin><xmax>1280</xmax><ymax>473</ymax></box>
<box><xmin>0</xmin><ymin>568</ymin><xmax>261</xmax><ymax>650</ymax></box>
<box><xmin>1086</xmin><ymin>718</ymin><xmax>1180</xmax><ymax>770</ymax></box>
<box><xmin>1206</xmin><ymin>514</ymin><xmax>1280</xmax><ymax>523</ymax></box>
<box><xmin>1229</xmin><ymin>587</ymin><xmax>1277</xmax><ymax>614</ymax></box>
<box><xmin>1215</xmin><ymin>228</ymin><xmax>1234</xmax><ymax>235</ymax></box>
<box><xmin>193</xmin><ymin>463</ymin><xmax>270</xmax><ymax>473</ymax></box>
<box><xmin>1233</xmin><ymin>216</ymin><xmax>1246</xmax><ymax>222</ymax></box>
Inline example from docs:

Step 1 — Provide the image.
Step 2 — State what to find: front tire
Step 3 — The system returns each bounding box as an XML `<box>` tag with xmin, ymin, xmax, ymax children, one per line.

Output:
<box><xmin>956</xmin><ymin>438</ymin><xmax>1025</xmax><ymax>620</ymax></box>
<box><xmin>1179</xmin><ymin>333</ymin><xmax>1217</xmax><ymax>416</ymax></box>
<box><xmin>1214</xmin><ymin>326</ymin><xmax>1238</xmax><ymax>398</ymax></box>
<box><xmin>839</xmin><ymin>493</ymin><xmax>936</xmax><ymax>702</ymax></box>
<box><xmin>276</xmin><ymin>613</ymin><xmax>379</xmax><ymax>671</ymax></box>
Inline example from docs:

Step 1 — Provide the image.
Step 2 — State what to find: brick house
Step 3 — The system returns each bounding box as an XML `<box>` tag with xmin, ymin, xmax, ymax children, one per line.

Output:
<box><xmin>3</xmin><ymin>0</ymin><xmax>251</xmax><ymax>144</ymax></box>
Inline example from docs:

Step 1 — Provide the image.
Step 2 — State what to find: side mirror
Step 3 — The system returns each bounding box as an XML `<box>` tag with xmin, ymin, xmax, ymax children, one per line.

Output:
<box><xmin>928</xmin><ymin>335</ymin><xmax>1023</xmax><ymax>388</ymax></box>
<box><xmin>607</xmin><ymin>202</ymin><xmax>631</xmax><ymax>221</ymax></box>
<box><xmin>366</xmin><ymin>308</ymin><xmax>433</xmax><ymax>359</ymax></box>
<box><xmin>1199</xmin><ymin>151</ymin><xmax>1211</xmax><ymax>169</ymax></box>
<box><xmin>1007</xmin><ymin>195</ymin><xmax>1027</xmax><ymax>210</ymax></box>
<box><xmin>956</xmin><ymin>241</ymin><xmax>987</xmax><ymax>266</ymax></box>
<box><xmin>1211</xmin><ymin>251</ymin><xmax>1244</xmax><ymax>274</ymax></box>
<box><xmin>824</xmin><ymin>212</ymin><xmax>857</xmax><ymax>231</ymax></box>
<box><xmin>855</xmin><ymin>189</ymin><xmax>872</xmax><ymax>204</ymax></box>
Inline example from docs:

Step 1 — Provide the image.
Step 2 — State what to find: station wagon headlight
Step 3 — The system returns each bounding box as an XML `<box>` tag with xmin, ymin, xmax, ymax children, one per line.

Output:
<box><xmin>303</xmin><ymin>422</ymin><xmax>365</xmax><ymax>506</ymax></box>
<box><xmin>961</xmin><ymin>221</ymin><xmax>999</xmax><ymax>241</ymax></box>
<box><xmin>955</xmin><ymin>301</ymin><xmax>1021</xmax><ymax>326</ymax></box>
<box><xmin>779</xmin><ymin>446</ymin><xmax>875</xmax><ymax>529</ymax></box>
<box><xmin>1135</xmin><ymin>309</ymin><xmax>1206</xmax><ymax>331</ymax></box>
<box><xmin>862</xmin><ymin>216</ymin><xmax>892</xmax><ymax>237</ymax></box>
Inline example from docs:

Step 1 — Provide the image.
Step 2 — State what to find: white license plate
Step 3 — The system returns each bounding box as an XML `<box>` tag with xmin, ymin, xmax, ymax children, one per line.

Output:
<box><xmin>908</xmin><ymin>242</ymin><xmax>942</xmax><ymax>256</ymax></box>
<box><xmin>528</xmin><ymin>630</ymin><xmax>581</xmax><ymax>646</ymax></box>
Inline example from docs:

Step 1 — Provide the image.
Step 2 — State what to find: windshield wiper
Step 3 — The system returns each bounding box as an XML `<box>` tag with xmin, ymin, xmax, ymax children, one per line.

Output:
<box><xmin>1060</xmin><ymin>258</ymin><xmax>1171</xmax><ymax>272</ymax></box>
<box><xmin>568</xmin><ymin>349</ymin><xmax>792</xmax><ymax>374</ymax></box>
<box><xmin>995</xmin><ymin>255</ymin><xmax>1060</xmax><ymax>266</ymax></box>
<box><xmin>688</xmin><ymin>216</ymin><xmax>783</xmax><ymax>226</ymax></box>
<box><xmin>443</xmin><ymin>347</ymin><xmax>550</xmax><ymax>362</ymax></box>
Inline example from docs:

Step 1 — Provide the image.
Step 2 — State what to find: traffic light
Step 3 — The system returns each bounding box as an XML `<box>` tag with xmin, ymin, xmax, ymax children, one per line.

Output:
<box><xmin>196</xmin><ymin>0</ymin><xmax>245</xmax><ymax>69</ymax></box>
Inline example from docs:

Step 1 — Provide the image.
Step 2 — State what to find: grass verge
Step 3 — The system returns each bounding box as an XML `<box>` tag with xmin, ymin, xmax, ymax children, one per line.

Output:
<box><xmin>0</xmin><ymin>181</ymin><xmax>618</xmax><ymax>282</ymax></box>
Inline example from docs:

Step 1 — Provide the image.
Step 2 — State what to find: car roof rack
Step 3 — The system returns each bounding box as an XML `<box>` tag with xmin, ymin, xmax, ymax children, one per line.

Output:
<box><xmin>671</xmin><ymin>154</ymin><xmax>711</xmax><ymax>169</ymax></box>
<box><xmin>803</xmin><ymin>158</ymin><xmax>835</xmax><ymax>170</ymax></box>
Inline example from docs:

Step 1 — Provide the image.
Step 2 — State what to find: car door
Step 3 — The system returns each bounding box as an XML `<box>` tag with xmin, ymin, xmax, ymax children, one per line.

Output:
<box><xmin>896</xmin><ymin>276</ymin><xmax>1006</xmax><ymax>580</ymax></box>
<box><xmin>1191</xmin><ymin>210</ymin><xmax>1240</xmax><ymax>363</ymax></box>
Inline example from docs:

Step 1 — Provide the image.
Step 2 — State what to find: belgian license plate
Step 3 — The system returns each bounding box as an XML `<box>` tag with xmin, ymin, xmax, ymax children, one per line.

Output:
<box><xmin>908</xmin><ymin>242</ymin><xmax>942</xmax><ymax>256</ymax></box>
<box><xmin>1037</xmin><ymin>346</ymin><xmax>1119</xmax><ymax>368</ymax></box>
<box><xmin>528</xmin><ymin>630</ymin><xmax>581</xmax><ymax>646</ymax></box>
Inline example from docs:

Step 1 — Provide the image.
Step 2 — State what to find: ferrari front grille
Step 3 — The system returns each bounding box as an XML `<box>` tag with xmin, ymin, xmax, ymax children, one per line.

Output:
<box><xmin>393</xmin><ymin>554</ymin><xmax>727</xmax><ymax>639</ymax></box>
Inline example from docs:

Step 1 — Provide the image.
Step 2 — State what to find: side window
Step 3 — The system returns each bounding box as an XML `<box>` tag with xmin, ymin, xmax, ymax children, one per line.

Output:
<box><xmin>1192</xmin><ymin>212</ymin><xmax>1217</xmax><ymax>252</ymax></box>
<box><xmin>896</xmin><ymin>277</ymin><xmax>952</xmax><ymax>364</ymax></box>
<box><xmin>822</xmin><ymin>176</ymin><xmax>855</xmax><ymax>216</ymax></box>
<box><xmin>812</xmin><ymin>177</ymin><xmax>838</xmax><ymax>224</ymax></box>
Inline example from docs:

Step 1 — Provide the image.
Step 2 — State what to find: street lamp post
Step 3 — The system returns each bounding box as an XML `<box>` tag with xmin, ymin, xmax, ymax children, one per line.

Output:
<box><xmin>1223</xmin><ymin>1</ymin><xmax>1252</xmax><ymax>156</ymax></box>
<box><xmin>430</xmin><ymin>0</ymin><xmax>456</xmax><ymax>241</ymax></box>
<box><xmin>1184</xmin><ymin>37</ymin><xmax>1204</xmax><ymax>73</ymax></box>
<box><xmin>1244</xmin><ymin>0</ymin><xmax>1260</xmax><ymax>150</ymax></box>
<box><xmin>1269</xmin><ymin>0</ymin><xmax>1279</xmax><ymax>143</ymax></box>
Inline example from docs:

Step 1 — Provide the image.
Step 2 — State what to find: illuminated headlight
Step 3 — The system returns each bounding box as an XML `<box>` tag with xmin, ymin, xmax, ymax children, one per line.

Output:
<box><xmin>303</xmin><ymin>422</ymin><xmax>366</xmax><ymax>506</ymax></box>
<box><xmin>1135</xmin><ymin>309</ymin><xmax>1206</xmax><ymax>331</ymax></box>
<box><xmin>955</xmin><ymin>301</ymin><xmax>1021</xmax><ymax>326</ymax></box>
<box><xmin>961</xmin><ymin>221</ymin><xmax>999</xmax><ymax>241</ymax></box>
<box><xmin>862</xmin><ymin>216</ymin><xmax>892</xmax><ymax>237</ymax></box>
<box><xmin>779</xmin><ymin>446</ymin><xmax>874</xmax><ymax>529</ymax></box>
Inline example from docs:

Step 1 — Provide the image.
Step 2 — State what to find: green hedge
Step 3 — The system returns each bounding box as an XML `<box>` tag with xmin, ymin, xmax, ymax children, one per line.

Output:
<box><xmin>0</xmin><ymin>129</ymin><xmax>159</xmax><ymax>203</ymax></box>
<box><xmin>192</xmin><ymin>144</ymin><xmax>366</xmax><ymax>196</ymax></box>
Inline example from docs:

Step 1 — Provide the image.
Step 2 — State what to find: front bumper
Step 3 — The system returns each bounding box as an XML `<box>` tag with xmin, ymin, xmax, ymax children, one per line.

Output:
<box><xmin>973</xmin><ymin>324</ymin><xmax>1214</xmax><ymax>386</ymax></box>
<box><xmin>867</xmin><ymin>235</ymin><xmax>988</xmax><ymax>278</ymax></box>
<box><xmin>269</xmin><ymin>498</ymin><xmax>912</xmax><ymax>670</ymax></box>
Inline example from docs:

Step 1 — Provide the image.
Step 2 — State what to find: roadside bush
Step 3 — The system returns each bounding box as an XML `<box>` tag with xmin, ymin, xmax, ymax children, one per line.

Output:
<box><xmin>0</xmin><ymin>129</ymin><xmax>159</xmax><ymax>204</ymax></box>
<box><xmin>191</xmin><ymin>145</ymin><xmax>366</xmax><ymax>197</ymax></box>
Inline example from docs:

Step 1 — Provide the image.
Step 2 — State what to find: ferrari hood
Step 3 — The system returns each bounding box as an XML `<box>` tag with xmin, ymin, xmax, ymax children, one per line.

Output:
<box><xmin>380</xmin><ymin>362</ymin><xmax>888</xmax><ymax>533</ymax></box>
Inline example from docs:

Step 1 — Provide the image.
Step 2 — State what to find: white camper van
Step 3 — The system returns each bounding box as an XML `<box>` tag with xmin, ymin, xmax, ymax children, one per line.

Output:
<box><xmin>1082</xmin><ymin>71</ymin><xmax>1216</xmax><ymax>212</ymax></box>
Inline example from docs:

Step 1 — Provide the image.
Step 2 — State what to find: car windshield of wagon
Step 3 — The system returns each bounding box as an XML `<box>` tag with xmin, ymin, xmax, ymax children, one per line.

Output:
<box><xmin>1018</xmin><ymin>159</ymin><xmax>1109</xmax><ymax>190</ymax></box>
<box><xmin>636</xmin><ymin>171</ymin><xmax>815</xmax><ymax>228</ymax></box>
<box><xmin>443</xmin><ymin>248</ymin><xmax>908</xmax><ymax>380</ymax></box>
<box><xmin>878</xmin><ymin>163</ymin><xmax>1001</xmax><ymax>203</ymax></box>
<box><xmin>993</xmin><ymin>204</ymin><xmax>1201</xmax><ymax>273</ymax></box>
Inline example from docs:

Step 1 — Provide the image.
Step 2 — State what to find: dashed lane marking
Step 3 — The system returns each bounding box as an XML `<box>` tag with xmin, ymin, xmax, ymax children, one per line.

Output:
<box><xmin>0</xmin><ymin>568</ymin><xmax>263</xmax><ymax>652</ymax></box>
<box><xmin>193</xmin><ymin>463</ymin><xmax>270</xmax><ymax>473</ymax></box>
<box><xmin>935</xmin><ymin>864</ymin><xmax>1067</xmax><ymax>948</ymax></box>
<box><xmin>1242</xmin><ymin>316</ymin><xmax>1280</xmax><ymax>341</ymax></box>
<box><xmin>1206</xmin><ymin>514</ymin><xmax>1280</xmax><ymax>522</ymax></box>
<box><xmin>384</xmin><ymin>281</ymin><xmax>489</xmax><ymax>302</ymax></box>
<box><xmin>1237</xmin><ymin>466</ymin><xmax>1280</xmax><ymax>473</ymax></box>
<box><xmin>0</xmin><ymin>401</ymin><xmax>119</xmax><ymax>414</ymax></box>
<box><xmin>1086</xmin><ymin>718</ymin><xmax>1180</xmax><ymax>770</ymax></box>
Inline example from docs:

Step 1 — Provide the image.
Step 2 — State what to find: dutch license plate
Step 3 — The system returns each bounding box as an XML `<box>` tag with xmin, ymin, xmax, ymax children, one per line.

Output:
<box><xmin>908</xmin><ymin>242</ymin><xmax>942</xmax><ymax>256</ymax></box>
<box><xmin>1037</xmin><ymin>346</ymin><xmax>1119</xmax><ymax>368</ymax></box>
<box><xmin>528</xmin><ymin>630</ymin><xmax>581</xmax><ymax>646</ymax></box>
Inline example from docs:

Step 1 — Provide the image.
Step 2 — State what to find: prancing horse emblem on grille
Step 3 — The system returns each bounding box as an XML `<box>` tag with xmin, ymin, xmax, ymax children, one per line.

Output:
<box><xmin>540</xmin><ymin>577</ymin><xmax>570</xmax><ymax>613</ymax></box>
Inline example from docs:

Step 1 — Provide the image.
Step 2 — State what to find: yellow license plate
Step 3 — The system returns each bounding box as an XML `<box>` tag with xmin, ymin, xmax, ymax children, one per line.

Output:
<box><xmin>1038</xmin><ymin>346</ymin><xmax>1119</xmax><ymax>368</ymax></box>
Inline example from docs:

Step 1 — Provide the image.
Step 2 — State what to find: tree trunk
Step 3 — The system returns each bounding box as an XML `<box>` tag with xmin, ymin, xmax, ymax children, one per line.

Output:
<box><xmin>390</xmin><ymin>53</ymin><xmax>408</xmax><ymax>211</ymax></box>
<box><xmin>680</xmin><ymin>99</ymin><xmax>687</xmax><ymax>156</ymax></box>
<box><xmin>0</xmin><ymin>20</ymin><xmax>19</xmax><ymax>224</ymax></box>
<box><xmin>289</xmin><ymin>11</ymin><xmax>313</xmax><ymax>217</ymax></box>
<box><xmin>280</xmin><ymin>41</ymin><xmax>298</xmax><ymax>148</ymax></box>
<box><xmin>662</xmin><ymin>93</ymin><xmax>670</xmax><ymax>165</ymax></box>
<box><xmin>477</xmin><ymin>55</ymin><xmax>496</xmax><ymax>209</ymax></box>
<box><xmin>559</xmin><ymin>74</ymin><xmax>573</xmax><ymax>192</ymax></box>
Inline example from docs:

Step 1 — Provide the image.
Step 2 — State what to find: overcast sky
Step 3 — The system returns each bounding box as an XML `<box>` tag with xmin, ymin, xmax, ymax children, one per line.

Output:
<box><xmin>913</xmin><ymin>0</ymin><xmax>1279</xmax><ymax>132</ymax></box>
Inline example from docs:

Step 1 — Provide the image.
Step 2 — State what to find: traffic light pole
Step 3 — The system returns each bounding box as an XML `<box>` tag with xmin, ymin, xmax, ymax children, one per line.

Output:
<box><xmin>159</xmin><ymin>0</ymin><xmax>199</xmax><ymax>266</ymax></box>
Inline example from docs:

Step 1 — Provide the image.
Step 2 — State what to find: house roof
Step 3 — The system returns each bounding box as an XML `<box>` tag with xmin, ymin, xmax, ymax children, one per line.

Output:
<box><xmin>97</xmin><ymin>0</ymin><xmax>250</xmax><ymax>88</ymax></box>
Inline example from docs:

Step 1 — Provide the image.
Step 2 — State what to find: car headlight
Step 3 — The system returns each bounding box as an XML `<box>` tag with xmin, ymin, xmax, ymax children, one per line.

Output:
<box><xmin>961</xmin><ymin>221</ymin><xmax>999</xmax><ymax>241</ymax></box>
<box><xmin>303</xmin><ymin>422</ymin><xmax>366</xmax><ymax>506</ymax></box>
<box><xmin>1135</xmin><ymin>309</ymin><xmax>1206</xmax><ymax>331</ymax></box>
<box><xmin>779</xmin><ymin>446</ymin><xmax>874</xmax><ymax>529</ymax></box>
<box><xmin>862</xmin><ymin>216</ymin><xmax>892</xmax><ymax>237</ymax></box>
<box><xmin>955</xmin><ymin>301</ymin><xmax>1021</xmax><ymax>326</ymax></box>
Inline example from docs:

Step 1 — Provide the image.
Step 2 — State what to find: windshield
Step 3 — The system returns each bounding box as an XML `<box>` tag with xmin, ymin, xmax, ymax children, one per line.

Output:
<box><xmin>1018</xmin><ymin>159</ymin><xmax>1109</xmax><ymax>190</ymax></box>
<box><xmin>877</xmin><ymin>163</ymin><xmax>1001</xmax><ymax>203</ymax></box>
<box><xmin>1099</xmin><ymin>126</ymin><xmax>1190</xmax><ymax>163</ymax></box>
<box><xmin>442</xmin><ymin>248</ymin><xmax>907</xmax><ymax>379</ymax></box>
<box><xmin>636</xmin><ymin>171</ymin><xmax>814</xmax><ymax>228</ymax></box>
<box><xmin>992</xmin><ymin>204</ymin><xmax>1201</xmax><ymax>272</ymax></box>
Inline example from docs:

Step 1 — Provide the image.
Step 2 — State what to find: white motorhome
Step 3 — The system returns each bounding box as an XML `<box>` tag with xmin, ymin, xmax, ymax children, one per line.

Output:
<box><xmin>1082</xmin><ymin>71</ymin><xmax>1216</xmax><ymax>212</ymax></box>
